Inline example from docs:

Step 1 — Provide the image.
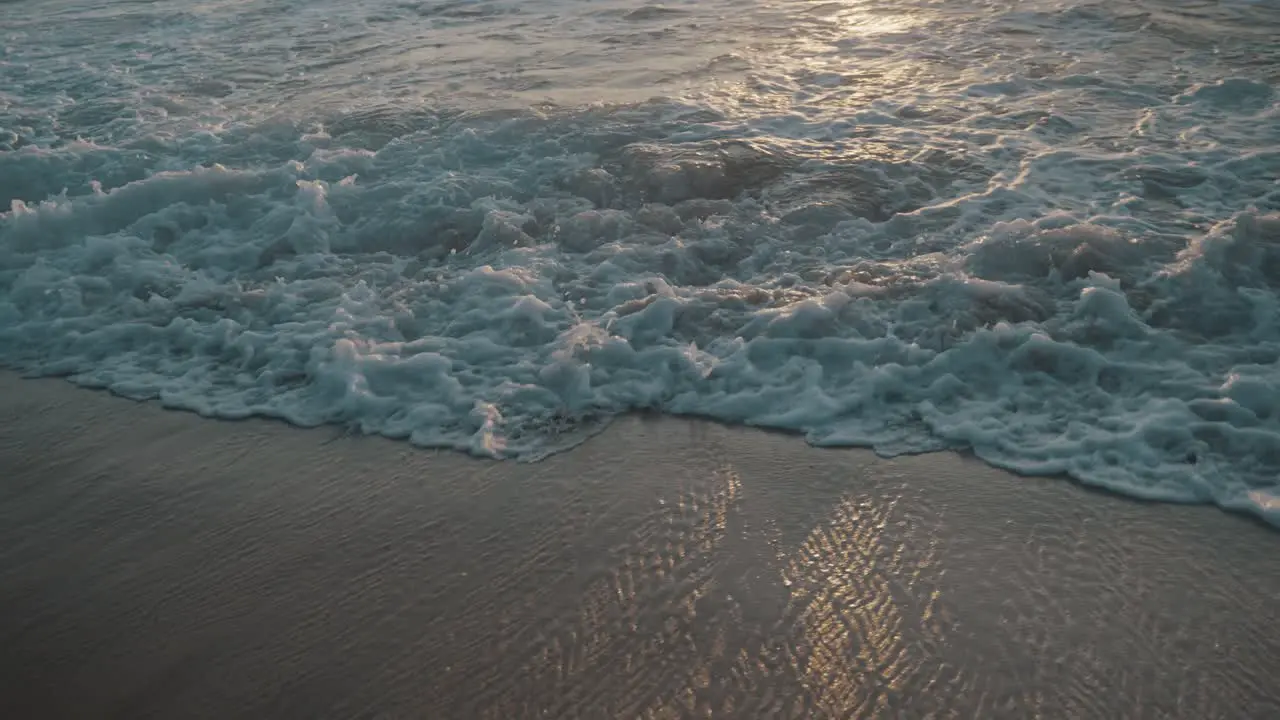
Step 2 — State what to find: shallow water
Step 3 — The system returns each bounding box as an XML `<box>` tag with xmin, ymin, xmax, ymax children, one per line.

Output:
<box><xmin>2</xmin><ymin>376</ymin><xmax>1279</xmax><ymax>718</ymax></box>
<box><xmin>2</xmin><ymin>0</ymin><xmax>1279</xmax><ymax>521</ymax></box>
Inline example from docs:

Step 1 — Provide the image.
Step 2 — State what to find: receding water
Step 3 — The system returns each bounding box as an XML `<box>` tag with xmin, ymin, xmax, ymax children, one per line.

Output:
<box><xmin>2</xmin><ymin>383</ymin><xmax>1279</xmax><ymax>718</ymax></box>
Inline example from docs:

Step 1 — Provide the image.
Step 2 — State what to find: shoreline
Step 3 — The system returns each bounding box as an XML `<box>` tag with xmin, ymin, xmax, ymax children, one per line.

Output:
<box><xmin>20</xmin><ymin>369</ymin><xmax>1280</xmax><ymax>531</ymax></box>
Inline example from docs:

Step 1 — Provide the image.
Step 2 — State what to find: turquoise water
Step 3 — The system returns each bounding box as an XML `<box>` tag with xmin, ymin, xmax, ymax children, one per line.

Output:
<box><xmin>2</xmin><ymin>0</ymin><xmax>1279</xmax><ymax>521</ymax></box>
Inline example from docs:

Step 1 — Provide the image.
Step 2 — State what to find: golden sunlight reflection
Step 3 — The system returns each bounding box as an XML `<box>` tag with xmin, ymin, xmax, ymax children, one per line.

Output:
<box><xmin>782</xmin><ymin>495</ymin><xmax>950</xmax><ymax>716</ymax></box>
<box><xmin>481</xmin><ymin>465</ymin><xmax>743</xmax><ymax>718</ymax></box>
<box><xmin>461</xmin><ymin>447</ymin><xmax>980</xmax><ymax>718</ymax></box>
<box><xmin>826</xmin><ymin>0</ymin><xmax>928</xmax><ymax>37</ymax></box>
<box><xmin>703</xmin><ymin>0</ymin><xmax>952</xmax><ymax>128</ymax></box>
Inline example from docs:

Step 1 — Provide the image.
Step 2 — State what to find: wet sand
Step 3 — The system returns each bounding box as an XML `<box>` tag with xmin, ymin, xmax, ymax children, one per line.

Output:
<box><xmin>1</xmin><ymin>372</ymin><xmax>1278</xmax><ymax>719</ymax></box>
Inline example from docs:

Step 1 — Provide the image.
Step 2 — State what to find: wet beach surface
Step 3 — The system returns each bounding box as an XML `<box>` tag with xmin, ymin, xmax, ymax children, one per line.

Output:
<box><xmin>2</xmin><ymin>374</ymin><xmax>1278</xmax><ymax>718</ymax></box>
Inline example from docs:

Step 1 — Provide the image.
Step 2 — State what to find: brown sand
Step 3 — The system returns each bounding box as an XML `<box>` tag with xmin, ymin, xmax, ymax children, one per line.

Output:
<box><xmin>1</xmin><ymin>372</ymin><xmax>1278</xmax><ymax>719</ymax></box>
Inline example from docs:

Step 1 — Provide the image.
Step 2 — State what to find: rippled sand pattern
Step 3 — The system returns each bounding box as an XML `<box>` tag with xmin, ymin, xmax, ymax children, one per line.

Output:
<box><xmin>492</xmin><ymin>467</ymin><xmax>743</xmax><ymax>718</ymax></box>
<box><xmin>782</xmin><ymin>496</ymin><xmax>953</xmax><ymax>718</ymax></box>
<box><xmin>4</xmin><ymin>377</ymin><xmax>1278</xmax><ymax>718</ymax></box>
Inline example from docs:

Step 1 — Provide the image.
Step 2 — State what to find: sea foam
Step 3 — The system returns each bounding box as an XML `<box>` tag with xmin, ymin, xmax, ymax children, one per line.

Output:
<box><xmin>2</xmin><ymin>0</ymin><xmax>1279</xmax><ymax>523</ymax></box>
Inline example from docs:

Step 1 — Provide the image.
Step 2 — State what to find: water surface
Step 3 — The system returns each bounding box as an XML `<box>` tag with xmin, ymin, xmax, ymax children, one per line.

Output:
<box><xmin>2</xmin><ymin>0</ymin><xmax>1279</xmax><ymax>520</ymax></box>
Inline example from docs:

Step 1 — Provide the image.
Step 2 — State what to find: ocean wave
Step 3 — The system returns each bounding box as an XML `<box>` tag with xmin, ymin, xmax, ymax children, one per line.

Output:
<box><xmin>2</xmin><ymin>0</ymin><xmax>1279</xmax><ymax>523</ymax></box>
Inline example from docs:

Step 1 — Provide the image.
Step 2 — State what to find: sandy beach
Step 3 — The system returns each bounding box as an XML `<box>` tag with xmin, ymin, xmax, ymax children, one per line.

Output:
<box><xmin>1</xmin><ymin>372</ymin><xmax>1278</xmax><ymax>719</ymax></box>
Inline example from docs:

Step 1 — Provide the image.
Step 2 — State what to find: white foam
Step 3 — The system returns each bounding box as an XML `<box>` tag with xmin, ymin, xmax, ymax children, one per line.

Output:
<box><xmin>2</xmin><ymin>0</ymin><xmax>1279</xmax><ymax>524</ymax></box>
